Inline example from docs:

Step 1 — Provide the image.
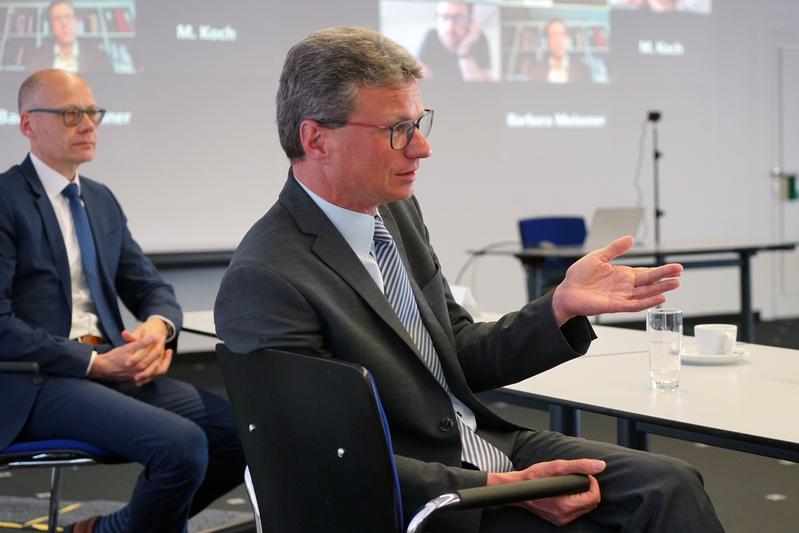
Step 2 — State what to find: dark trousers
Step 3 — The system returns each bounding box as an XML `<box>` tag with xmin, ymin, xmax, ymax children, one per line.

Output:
<box><xmin>18</xmin><ymin>375</ymin><xmax>246</xmax><ymax>533</ymax></box>
<box><xmin>480</xmin><ymin>430</ymin><xmax>725</xmax><ymax>533</ymax></box>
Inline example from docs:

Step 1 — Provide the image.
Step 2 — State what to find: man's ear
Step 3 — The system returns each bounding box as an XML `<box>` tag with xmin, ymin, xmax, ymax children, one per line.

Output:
<box><xmin>298</xmin><ymin>119</ymin><xmax>329</xmax><ymax>160</ymax></box>
<box><xmin>19</xmin><ymin>113</ymin><xmax>36</xmax><ymax>141</ymax></box>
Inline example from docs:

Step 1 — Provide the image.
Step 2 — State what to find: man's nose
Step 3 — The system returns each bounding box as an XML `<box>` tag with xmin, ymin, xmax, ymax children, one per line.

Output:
<box><xmin>76</xmin><ymin>113</ymin><xmax>97</xmax><ymax>132</ymax></box>
<box><xmin>405</xmin><ymin>128</ymin><xmax>432</xmax><ymax>159</ymax></box>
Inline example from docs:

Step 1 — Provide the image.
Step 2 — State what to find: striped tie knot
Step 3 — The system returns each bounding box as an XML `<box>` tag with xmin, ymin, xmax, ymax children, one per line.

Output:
<box><xmin>373</xmin><ymin>216</ymin><xmax>393</xmax><ymax>244</ymax></box>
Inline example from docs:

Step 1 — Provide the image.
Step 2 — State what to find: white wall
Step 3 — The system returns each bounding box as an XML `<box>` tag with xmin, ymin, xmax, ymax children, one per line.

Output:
<box><xmin>157</xmin><ymin>0</ymin><xmax>799</xmax><ymax>333</ymax></box>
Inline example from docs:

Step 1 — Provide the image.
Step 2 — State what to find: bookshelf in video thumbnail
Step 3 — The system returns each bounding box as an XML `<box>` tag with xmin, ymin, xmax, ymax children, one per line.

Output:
<box><xmin>0</xmin><ymin>1</ymin><xmax>136</xmax><ymax>74</ymax></box>
<box><xmin>501</xmin><ymin>9</ymin><xmax>609</xmax><ymax>83</ymax></box>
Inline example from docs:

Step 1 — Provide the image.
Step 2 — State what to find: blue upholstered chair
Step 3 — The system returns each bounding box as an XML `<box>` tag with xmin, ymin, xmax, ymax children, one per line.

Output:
<box><xmin>0</xmin><ymin>363</ymin><xmax>123</xmax><ymax>532</ymax></box>
<box><xmin>517</xmin><ymin>216</ymin><xmax>587</xmax><ymax>299</ymax></box>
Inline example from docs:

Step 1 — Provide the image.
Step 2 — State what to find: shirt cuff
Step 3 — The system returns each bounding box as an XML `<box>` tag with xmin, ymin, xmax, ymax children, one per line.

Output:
<box><xmin>85</xmin><ymin>350</ymin><xmax>97</xmax><ymax>376</ymax></box>
<box><xmin>151</xmin><ymin>315</ymin><xmax>177</xmax><ymax>342</ymax></box>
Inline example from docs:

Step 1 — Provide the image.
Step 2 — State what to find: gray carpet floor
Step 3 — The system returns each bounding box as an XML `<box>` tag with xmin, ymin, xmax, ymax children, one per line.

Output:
<box><xmin>0</xmin><ymin>496</ymin><xmax>251</xmax><ymax>532</ymax></box>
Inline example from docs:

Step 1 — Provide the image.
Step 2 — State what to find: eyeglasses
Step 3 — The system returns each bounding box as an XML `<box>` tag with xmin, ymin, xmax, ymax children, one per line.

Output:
<box><xmin>26</xmin><ymin>107</ymin><xmax>106</xmax><ymax>127</ymax></box>
<box><xmin>328</xmin><ymin>109</ymin><xmax>434</xmax><ymax>151</ymax></box>
<box><xmin>51</xmin><ymin>14</ymin><xmax>76</xmax><ymax>23</ymax></box>
<box><xmin>438</xmin><ymin>14</ymin><xmax>471</xmax><ymax>25</ymax></box>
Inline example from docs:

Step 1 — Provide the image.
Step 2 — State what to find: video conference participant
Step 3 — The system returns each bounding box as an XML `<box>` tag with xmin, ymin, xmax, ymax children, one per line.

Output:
<box><xmin>214</xmin><ymin>26</ymin><xmax>724</xmax><ymax>533</ymax></box>
<box><xmin>529</xmin><ymin>18</ymin><xmax>592</xmax><ymax>84</ymax></box>
<box><xmin>610</xmin><ymin>0</ymin><xmax>711</xmax><ymax>13</ymax></box>
<box><xmin>0</xmin><ymin>70</ymin><xmax>245</xmax><ymax>533</ymax></box>
<box><xmin>25</xmin><ymin>0</ymin><xmax>113</xmax><ymax>73</ymax></box>
<box><xmin>418</xmin><ymin>2</ymin><xmax>494</xmax><ymax>81</ymax></box>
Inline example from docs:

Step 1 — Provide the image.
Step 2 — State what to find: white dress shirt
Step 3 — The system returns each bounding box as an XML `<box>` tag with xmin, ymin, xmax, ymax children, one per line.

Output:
<box><xmin>52</xmin><ymin>41</ymin><xmax>80</xmax><ymax>73</ymax></box>
<box><xmin>31</xmin><ymin>153</ymin><xmax>105</xmax><ymax>341</ymax></box>
<box><xmin>30</xmin><ymin>153</ymin><xmax>176</xmax><ymax>373</ymax></box>
<box><xmin>295</xmin><ymin>176</ymin><xmax>478</xmax><ymax>432</ymax></box>
<box><xmin>547</xmin><ymin>54</ymin><xmax>571</xmax><ymax>84</ymax></box>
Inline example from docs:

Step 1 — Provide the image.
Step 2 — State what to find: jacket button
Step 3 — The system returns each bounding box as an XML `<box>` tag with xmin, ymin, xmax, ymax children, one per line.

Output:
<box><xmin>439</xmin><ymin>418</ymin><xmax>454</xmax><ymax>432</ymax></box>
<box><xmin>32</xmin><ymin>377</ymin><xmax>42</xmax><ymax>385</ymax></box>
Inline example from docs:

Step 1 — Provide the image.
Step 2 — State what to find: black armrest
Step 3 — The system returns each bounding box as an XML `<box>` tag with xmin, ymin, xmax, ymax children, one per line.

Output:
<box><xmin>453</xmin><ymin>474</ymin><xmax>590</xmax><ymax>510</ymax></box>
<box><xmin>407</xmin><ymin>474</ymin><xmax>591</xmax><ymax>532</ymax></box>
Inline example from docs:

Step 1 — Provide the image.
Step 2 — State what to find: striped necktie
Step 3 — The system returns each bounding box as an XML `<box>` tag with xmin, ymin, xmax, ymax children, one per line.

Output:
<box><xmin>373</xmin><ymin>215</ymin><xmax>513</xmax><ymax>473</ymax></box>
<box><xmin>62</xmin><ymin>183</ymin><xmax>123</xmax><ymax>346</ymax></box>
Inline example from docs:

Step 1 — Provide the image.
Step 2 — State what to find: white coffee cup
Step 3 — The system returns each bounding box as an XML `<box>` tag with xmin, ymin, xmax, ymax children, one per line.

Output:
<box><xmin>694</xmin><ymin>324</ymin><xmax>737</xmax><ymax>355</ymax></box>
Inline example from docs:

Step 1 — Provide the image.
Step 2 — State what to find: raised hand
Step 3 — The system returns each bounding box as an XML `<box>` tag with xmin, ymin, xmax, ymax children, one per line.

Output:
<box><xmin>551</xmin><ymin>236</ymin><xmax>683</xmax><ymax>326</ymax></box>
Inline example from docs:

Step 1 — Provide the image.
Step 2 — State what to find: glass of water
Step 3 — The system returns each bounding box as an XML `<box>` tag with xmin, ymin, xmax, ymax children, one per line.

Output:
<box><xmin>646</xmin><ymin>308</ymin><xmax>683</xmax><ymax>390</ymax></box>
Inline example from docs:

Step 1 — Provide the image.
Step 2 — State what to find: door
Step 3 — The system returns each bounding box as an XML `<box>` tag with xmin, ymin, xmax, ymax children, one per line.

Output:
<box><xmin>774</xmin><ymin>44</ymin><xmax>799</xmax><ymax>303</ymax></box>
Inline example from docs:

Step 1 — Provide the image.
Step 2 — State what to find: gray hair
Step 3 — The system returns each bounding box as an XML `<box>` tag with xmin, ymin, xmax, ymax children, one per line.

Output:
<box><xmin>276</xmin><ymin>26</ymin><xmax>422</xmax><ymax>161</ymax></box>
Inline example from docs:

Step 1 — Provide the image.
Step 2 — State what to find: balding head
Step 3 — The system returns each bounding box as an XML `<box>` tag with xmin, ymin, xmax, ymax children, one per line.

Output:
<box><xmin>18</xmin><ymin>69</ymin><xmax>87</xmax><ymax>113</ymax></box>
<box><xmin>18</xmin><ymin>69</ymin><xmax>99</xmax><ymax>179</ymax></box>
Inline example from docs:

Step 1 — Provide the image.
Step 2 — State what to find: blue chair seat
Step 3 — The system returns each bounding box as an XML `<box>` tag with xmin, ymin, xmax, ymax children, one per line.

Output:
<box><xmin>1</xmin><ymin>439</ymin><xmax>114</xmax><ymax>464</ymax></box>
<box><xmin>1</xmin><ymin>439</ymin><xmax>124</xmax><ymax>531</ymax></box>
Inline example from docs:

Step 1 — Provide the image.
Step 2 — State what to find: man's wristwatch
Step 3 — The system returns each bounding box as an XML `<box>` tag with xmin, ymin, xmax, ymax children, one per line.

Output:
<box><xmin>161</xmin><ymin>319</ymin><xmax>175</xmax><ymax>339</ymax></box>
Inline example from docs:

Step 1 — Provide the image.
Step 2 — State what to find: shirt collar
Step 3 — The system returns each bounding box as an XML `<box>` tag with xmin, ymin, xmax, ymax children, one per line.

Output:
<box><xmin>53</xmin><ymin>39</ymin><xmax>79</xmax><ymax>58</ymax></box>
<box><xmin>29</xmin><ymin>152</ymin><xmax>82</xmax><ymax>202</ymax></box>
<box><xmin>293</xmin><ymin>175</ymin><xmax>376</xmax><ymax>259</ymax></box>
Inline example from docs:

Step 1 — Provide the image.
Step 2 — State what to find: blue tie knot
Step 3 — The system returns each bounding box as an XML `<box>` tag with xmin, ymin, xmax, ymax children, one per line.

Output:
<box><xmin>62</xmin><ymin>182</ymin><xmax>80</xmax><ymax>200</ymax></box>
<box><xmin>373</xmin><ymin>216</ymin><xmax>393</xmax><ymax>244</ymax></box>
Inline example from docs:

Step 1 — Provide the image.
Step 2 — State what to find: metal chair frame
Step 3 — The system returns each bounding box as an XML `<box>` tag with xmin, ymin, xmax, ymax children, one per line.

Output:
<box><xmin>0</xmin><ymin>362</ymin><xmax>122</xmax><ymax>533</ymax></box>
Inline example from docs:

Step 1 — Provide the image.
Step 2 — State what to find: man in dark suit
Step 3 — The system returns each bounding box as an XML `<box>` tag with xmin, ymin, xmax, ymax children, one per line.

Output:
<box><xmin>215</xmin><ymin>26</ymin><xmax>723</xmax><ymax>532</ymax></box>
<box><xmin>24</xmin><ymin>0</ymin><xmax>113</xmax><ymax>74</ymax></box>
<box><xmin>0</xmin><ymin>69</ymin><xmax>244</xmax><ymax>533</ymax></box>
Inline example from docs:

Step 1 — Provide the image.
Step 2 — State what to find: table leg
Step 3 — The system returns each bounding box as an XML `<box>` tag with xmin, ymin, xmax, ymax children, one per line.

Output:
<box><xmin>739</xmin><ymin>252</ymin><xmax>755</xmax><ymax>342</ymax></box>
<box><xmin>617</xmin><ymin>418</ymin><xmax>649</xmax><ymax>450</ymax></box>
<box><xmin>526</xmin><ymin>266</ymin><xmax>544</xmax><ymax>301</ymax></box>
<box><xmin>549</xmin><ymin>405</ymin><xmax>581</xmax><ymax>436</ymax></box>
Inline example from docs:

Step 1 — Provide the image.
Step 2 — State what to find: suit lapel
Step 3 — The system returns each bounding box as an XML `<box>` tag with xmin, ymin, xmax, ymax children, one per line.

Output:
<box><xmin>22</xmin><ymin>158</ymin><xmax>71</xmax><ymax>307</ymax></box>
<box><xmin>80</xmin><ymin>182</ymin><xmax>110</xmax><ymax>279</ymax></box>
<box><xmin>279</xmin><ymin>175</ymin><xmax>423</xmax><ymax>356</ymax></box>
<box><xmin>379</xmin><ymin>206</ymin><xmax>473</xmax><ymax>395</ymax></box>
<box><xmin>80</xmin><ymin>181</ymin><xmax>124</xmax><ymax>329</ymax></box>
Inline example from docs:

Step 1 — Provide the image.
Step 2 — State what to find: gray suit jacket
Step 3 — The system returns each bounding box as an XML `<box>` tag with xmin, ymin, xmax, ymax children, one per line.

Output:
<box><xmin>215</xmin><ymin>173</ymin><xmax>594</xmax><ymax>531</ymax></box>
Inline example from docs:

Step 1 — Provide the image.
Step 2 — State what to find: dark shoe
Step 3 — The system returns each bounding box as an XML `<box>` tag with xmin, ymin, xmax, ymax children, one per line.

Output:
<box><xmin>63</xmin><ymin>515</ymin><xmax>101</xmax><ymax>533</ymax></box>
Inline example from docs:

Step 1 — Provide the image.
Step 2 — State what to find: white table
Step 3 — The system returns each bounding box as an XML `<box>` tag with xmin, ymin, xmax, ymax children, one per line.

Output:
<box><xmin>182</xmin><ymin>310</ymin><xmax>217</xmax><ymax>337</ymax></box>
<box><xmin>184</xmin><ymin>312</ymin><xmax>799</xmax><ymax>461</ymax></box>
<box><xmin>496</xmin><ymin>326</ymin><xmax>799</xmax><ymax>462</ymax></box>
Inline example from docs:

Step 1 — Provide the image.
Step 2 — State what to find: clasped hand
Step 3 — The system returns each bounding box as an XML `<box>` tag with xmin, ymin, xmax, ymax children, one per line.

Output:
<box><xmin>88</xmin><ymin>317</ymin><xmax>172</xmax><ymax>386</ymax></box>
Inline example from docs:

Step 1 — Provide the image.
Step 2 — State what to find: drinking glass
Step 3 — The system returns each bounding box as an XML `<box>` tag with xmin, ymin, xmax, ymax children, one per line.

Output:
<box><xmin>646</xmin><ymin>308</ymin><xmax>682</xmax><ymax>390</ymax></box>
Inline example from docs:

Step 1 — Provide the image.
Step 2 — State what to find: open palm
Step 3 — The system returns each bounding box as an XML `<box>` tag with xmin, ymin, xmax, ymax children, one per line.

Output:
<box><xmin>551</xmin><ymin>236</ymin><xmax>683</xmax><ymax>325</ymax></box>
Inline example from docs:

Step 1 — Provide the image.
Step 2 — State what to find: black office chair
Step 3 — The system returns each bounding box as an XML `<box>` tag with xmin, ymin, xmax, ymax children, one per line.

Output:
<box><xmin>216</xmin><ymin>344</ymin><xmax>589</xmax><ymax>533</ymax></box>
<box><xmin>518</xmin><ymin>216</ymin><xmax>587</xmax><ymax>299</ymax></box>
<box><xmin>0</xmin><ymin>362</ymin><xmax>125</xmax><ymax>532</ymax></box>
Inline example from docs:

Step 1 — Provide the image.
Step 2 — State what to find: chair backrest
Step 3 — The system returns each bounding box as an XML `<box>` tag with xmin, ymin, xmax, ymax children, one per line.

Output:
<box><xmin>518</xmin><ymin>216</ymin><xmax>587</xmax><ymax>248</ymax></box>
<box><xmin>216</xmin><ymin>344</ymin><xmax>404</xmax><ymax>533</ymax></box>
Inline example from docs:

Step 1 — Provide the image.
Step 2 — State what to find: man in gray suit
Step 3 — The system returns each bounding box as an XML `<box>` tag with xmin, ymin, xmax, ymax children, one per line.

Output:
<box><xmin>215</xmin><ymin>26</ymin><xmax>724</xmax><ymax>533</ymax></box>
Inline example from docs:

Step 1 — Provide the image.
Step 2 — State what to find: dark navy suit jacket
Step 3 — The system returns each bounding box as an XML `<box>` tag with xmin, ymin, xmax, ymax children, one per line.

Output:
<box><xmin>0</xmin><ymin>156</ymin><xmax>182</xmax><ymax>449</ymax></box>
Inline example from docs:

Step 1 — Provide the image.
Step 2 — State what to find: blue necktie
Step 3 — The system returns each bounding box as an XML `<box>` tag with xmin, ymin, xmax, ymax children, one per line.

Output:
<box><xmin>62</xmin><ymin>183</ymin><xmax>123</xmax><ymax>346</ymax></box>
<box><xmin>373</xmin><ymin>215</ymin><xmax>513</xmax><ymax>473</ymax></box>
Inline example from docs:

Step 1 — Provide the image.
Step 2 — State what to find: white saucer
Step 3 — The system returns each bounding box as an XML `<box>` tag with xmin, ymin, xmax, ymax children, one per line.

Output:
<box><xmin>681</xmin><ymin>347</ymin><xmax>749</xmax><ymax>366</ymax></box>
